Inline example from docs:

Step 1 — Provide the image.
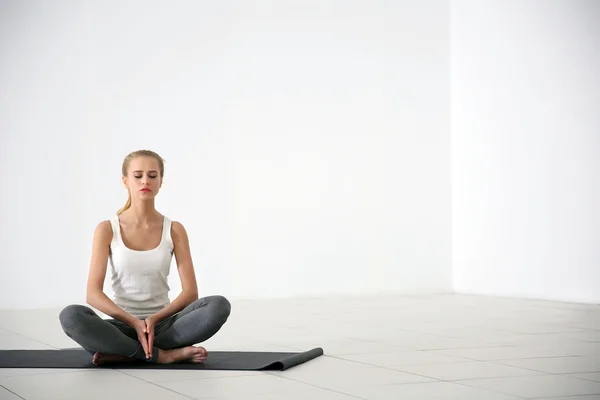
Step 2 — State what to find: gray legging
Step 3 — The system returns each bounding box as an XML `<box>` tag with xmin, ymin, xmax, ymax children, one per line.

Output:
<box><xmin>59</xmin><ymin>295</ymin><xmax>231</xmax><ymax>363</ymax></box>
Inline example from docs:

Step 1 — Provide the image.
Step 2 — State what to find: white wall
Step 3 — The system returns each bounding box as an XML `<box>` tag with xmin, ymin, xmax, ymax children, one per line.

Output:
<box><xmin>451</xmin><ymin>0</ymin><xmax>600</xmax><ymax>303</ymax></box>
<box><xmin>0</xmin><ymin>1</ymin><xmax>451</xmax><ymax>309</ymax></box>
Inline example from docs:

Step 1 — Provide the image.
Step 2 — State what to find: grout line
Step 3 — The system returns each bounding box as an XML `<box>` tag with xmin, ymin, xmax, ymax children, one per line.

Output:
<box><xmin>0</xmin><ymin>329</ymin><xmax>61</xmax><ymax>350</ymax></box>
<box><xmin>116</xmin><ymin>369</ymin><xmax>368</xmax><ymax>400</ymax></box>
<box><xmin>114</xmin><ymin>370</ymin><xmax>197</xmax><ymax>400</ymax></box>
<box><xmin>0</xmin><ymin>384</ymin><xmax>26</xmax><ymax>400</ymax></box>
<box><xmin>0</xmin><ymin>370</ymin><xmax>91</xmax><ymax>379</ymax></box>
<box><xmin>566</xmin><ymin>374</ymin><xmax>600</xmax><ymax>383</ymax></box>
<box><xmin>449</xmin><ymin>368</ymin><xmax>600</xmax><ymax>398</ymax></box>
<box><xmin>262</xmin><ymin>371</ymin><xmax>369</xmax><ymax>400</ymax></box>
<box><xmin>319</xmin><ymin>353</ymin><xmax>600</xmax><ymax>385</ymax></box>
<box><xmin>320</xmin><ymin>355</ymin><xmax>453</xmax><ymax>382</ymax></box>
<box><xmin>113</xmin><ymin>369</ymin><xmax>264</xmax><ymax>384</ymax></box>
<box><xmin>451</xmin><ymin>369</ymin><xmax>600</xmax><ymax>383</ymax></box>
<box><xmin>449</xmin><ymin>379</ymin><xmax>529</xmax><ymax>399</ymax></box>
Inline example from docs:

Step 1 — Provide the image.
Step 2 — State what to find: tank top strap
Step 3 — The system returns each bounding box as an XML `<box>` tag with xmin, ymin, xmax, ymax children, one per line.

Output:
<box><xmin>162</xmin><ymin>216</ymin><xmax>173</xmax><ymax>249</ymax></box>
<box><xmin>109</xmin><ymin>217</ymin><xmax>120</xmax><ymax>241</ymax></box>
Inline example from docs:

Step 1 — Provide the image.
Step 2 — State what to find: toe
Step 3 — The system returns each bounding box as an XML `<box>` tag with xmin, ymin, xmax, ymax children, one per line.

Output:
<box><xmin>194</xmin><ymin>346</ymin><xmax>207</xmax><ymax>356</ymax></box>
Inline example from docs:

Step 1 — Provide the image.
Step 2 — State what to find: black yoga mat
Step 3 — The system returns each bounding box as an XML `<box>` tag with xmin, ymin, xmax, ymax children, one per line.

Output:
<box><xmin>0</xmin><ymin>347</ymin><xmax>323</xmax><ymax>371</ymax></box>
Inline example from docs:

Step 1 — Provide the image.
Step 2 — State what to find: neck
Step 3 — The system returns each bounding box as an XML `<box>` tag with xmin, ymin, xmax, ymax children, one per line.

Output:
<box><xmin>127</xmin><ymin>200</ymin><xmax>158</xmax><ymax>223</ymax></box>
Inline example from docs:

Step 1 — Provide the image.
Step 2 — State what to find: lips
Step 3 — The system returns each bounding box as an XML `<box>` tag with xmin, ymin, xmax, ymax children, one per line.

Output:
<box><xmin>140</xmin><ymin>188</ymin><xmax>151</xmax><ymax>192</ymax></box>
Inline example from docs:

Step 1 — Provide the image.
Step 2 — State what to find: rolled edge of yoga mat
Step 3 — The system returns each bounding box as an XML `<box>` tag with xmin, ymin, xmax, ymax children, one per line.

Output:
<box><xmin>261</xmin><ymin>347</ymin><xmax>324</xmax><ymax>371</ymax></box>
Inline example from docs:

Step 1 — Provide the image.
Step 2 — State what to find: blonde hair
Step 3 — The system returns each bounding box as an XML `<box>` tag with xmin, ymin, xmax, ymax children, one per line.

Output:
<box><xmin>117</xmin><ymin>149</ymin><xmax>165</xmax><ymax>215</ymax></box>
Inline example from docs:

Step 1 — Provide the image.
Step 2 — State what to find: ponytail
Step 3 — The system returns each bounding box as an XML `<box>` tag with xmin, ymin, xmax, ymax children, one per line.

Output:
<box><xmin>117</xmin><ymin>191</ymin><xmax>131</xmax><ymax>215</ymax></box>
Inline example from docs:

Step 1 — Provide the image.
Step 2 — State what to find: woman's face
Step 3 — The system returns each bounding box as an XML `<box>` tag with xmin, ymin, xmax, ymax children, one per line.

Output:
<box><xmin>123</xmin><ymin>156</ymin><xmax>162</xmax><ymax>200</ymax></box>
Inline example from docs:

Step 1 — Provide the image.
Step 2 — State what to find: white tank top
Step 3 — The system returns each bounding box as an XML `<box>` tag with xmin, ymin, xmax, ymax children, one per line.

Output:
<box><xmin>108</xmin><ymin>216</ymin><xmax>174</xmax><ymax>318</ymax></box>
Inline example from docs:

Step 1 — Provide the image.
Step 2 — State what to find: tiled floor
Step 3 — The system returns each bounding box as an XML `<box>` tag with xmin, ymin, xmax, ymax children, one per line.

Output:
<box><xmin>1</xmin><ymin>293</ymin><xmax>600</xmax><ymax>399</ymax></box>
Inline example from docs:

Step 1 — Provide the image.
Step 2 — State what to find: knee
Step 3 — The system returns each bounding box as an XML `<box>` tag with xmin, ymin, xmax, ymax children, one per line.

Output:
<box><xmin>210</xmin><ymin>295</ymin><xmax>231</xmax><ymax>320</ymax></box>
<box><xmin>58</xmin><ymin>304</ymin><xmax>90</xmax><ymax>333</ymax></box>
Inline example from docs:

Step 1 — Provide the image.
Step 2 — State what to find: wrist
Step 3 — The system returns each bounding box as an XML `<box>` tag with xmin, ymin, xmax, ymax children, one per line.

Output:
<box><xmin>123</xmin><ymin>313</ymin><xmax>140</xmax><ymax>326</ymax></box>
<box><xmin>146</xmin><ymin>314</ymin><xmax>160</xmax><ymax>323</ymax></box>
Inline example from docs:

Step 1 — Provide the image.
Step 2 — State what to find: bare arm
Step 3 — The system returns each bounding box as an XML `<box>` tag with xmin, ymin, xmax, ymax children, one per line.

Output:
<box><xmin>149</xmin><ymin>221</ymin><xmax>199</xmax><ymax>322</ymax></box>
<box><xmin>85</xmin><ymin>221</ymin><xmax>137</xmax><ymax>326</ymax></box>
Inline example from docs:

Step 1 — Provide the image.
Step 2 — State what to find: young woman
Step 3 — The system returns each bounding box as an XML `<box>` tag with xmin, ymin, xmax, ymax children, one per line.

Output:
<box><xmin>59</xmin><ymin>149</ymin><xmax>231</xmax><ymax>365</ymax></box>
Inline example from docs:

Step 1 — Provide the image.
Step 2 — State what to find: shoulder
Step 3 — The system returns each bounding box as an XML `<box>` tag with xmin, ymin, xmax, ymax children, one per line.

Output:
<box><xmin>93</xmin><ymin>220</ymin><xmax>114</xmax><ymax>243</ymax></box>
<box><xmin>170</xmin><ymin>220</ymin><xmax>189</xmax><ymax>244</ymax></box>
<box><xmin>170</xmin><ymin>220</ymin><xmax>187</xmax><ymax>237</ymax></box>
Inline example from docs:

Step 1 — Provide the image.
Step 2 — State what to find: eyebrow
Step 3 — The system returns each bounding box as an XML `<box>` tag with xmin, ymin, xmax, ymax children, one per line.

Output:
<box><xmin>133</xmin><ymin>170</ymin><xmax>158</xmax><ymax>173</ymax></box>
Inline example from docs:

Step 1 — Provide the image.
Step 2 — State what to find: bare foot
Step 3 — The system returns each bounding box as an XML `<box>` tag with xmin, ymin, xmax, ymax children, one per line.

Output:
<box><xmin>158</xmin><ymin>346</ymin><xmax>207</xmax><ymax>364</ymax></box>
<box><xmin>92</xmin><ymin>352</ymin><xmax>136</xmax><ymax>366</ymax></box>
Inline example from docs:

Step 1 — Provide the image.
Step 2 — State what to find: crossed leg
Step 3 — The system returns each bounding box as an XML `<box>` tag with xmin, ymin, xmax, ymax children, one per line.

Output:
<box><xmin>59</xmin><ymin>295</ymin><xmax>231</xmax><ymax>365</ymax></box>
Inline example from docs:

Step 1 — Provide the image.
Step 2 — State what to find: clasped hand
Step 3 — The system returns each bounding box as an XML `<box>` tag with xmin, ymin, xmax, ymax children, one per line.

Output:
<box><xmin>131</xmin><ymin>316</ymin><xmax>158</xmax><ymax>359</ymax></box>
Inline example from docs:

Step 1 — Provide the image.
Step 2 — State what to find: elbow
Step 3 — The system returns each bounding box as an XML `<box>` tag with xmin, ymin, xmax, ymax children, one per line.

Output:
<box><xmin>85</xmin><ymin>289</ymin><xmax>100</xmax><ymax>307</ymax></box>
<box><xmin>187</xmin><ymin>289</ymin><xmax>199</xmax><ymax>302</ymax></box>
